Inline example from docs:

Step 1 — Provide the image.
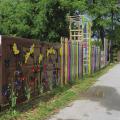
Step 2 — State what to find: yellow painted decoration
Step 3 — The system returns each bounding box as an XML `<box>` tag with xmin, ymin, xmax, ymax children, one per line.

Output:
<box><xmin>47</xmin><ymin>47</ymin><xmax>55</xmax><ymax>57</ymax></box>
<box><xmin>30</xmin><ymin>44</ymin><xmax>35</xmax><ymax>54</ymax></box>
<box><xmin>39</xmin><ymin>54</ymin><xmax>43</xmax><ymax>64</ymax></box>
<box><xmin>13</xmin><ymin>43</ymin><xmax>20</xmax><ymax>55</ymax></box>
<box><xmin>24</xmin><ymin>44</ymin><xmax>35</xmax><ymax>64</ymax></box>
<box><xmin>25</xmin><ymin>52</ymin><xmax>30</xmax><ymax>64</ymax></box>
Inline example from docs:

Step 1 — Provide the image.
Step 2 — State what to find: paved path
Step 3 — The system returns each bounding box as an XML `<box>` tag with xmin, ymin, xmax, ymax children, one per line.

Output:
<box><xmin>49</xmin><ymin>64</ymin><xmax>120</xmax><ymax>120</ymax></box>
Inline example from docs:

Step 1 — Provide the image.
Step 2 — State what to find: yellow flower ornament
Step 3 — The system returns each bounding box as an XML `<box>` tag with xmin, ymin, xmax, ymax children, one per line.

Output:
<box><xmin>25</xmin><ymin>52</ymin><xmax>31</xmax><ymax>64</ymax></box>
<box><xmin>25</xmin><ymin>44</ymin><xmax>35</xmax><ymax>64</ymax></box>
<box><xmin>47</xmin><ymin>47</ymin><xmax>55</xmax><ymax>57</ymax></box>
<box><xmin>30</xmin><ymin>44</ymin><xmax>35</xmax><ymax>54</ymax></box>
<box><xmin>13</xmin><ymin>43</ymin><xmax>20</xmax><ymax>55</ymax></box>
<box><xmin>39</xmin><ymin>54</ymin><xmax>43</xmax><ymax>64</ymax></box>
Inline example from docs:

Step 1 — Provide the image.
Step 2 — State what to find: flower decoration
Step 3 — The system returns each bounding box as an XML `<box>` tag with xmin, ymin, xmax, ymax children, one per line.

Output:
<box><xmin>32</xmin><ymin>65</ymin><xmax>40</xmax><ymax>73</ymax></box>
<box><xmin>37</xmin><ymin>65</ymin><xmax>40</xmax><ymax>72</ymax></box>
<box><xmin>9</xmin><ymin>90</ymin><xmax>17</xmax><ymax>108</ymax></box>
<box><xmin>13</xmin><ymin>43</ymin><xmax>20</xmax><ymax>55</ymax></box>
<box><xmin>4</xmin><ymin>59</ymin><xmax>10</xmax><ymax>67</ymax></box>
<box><xmin>43</xmin><ymin>79</ymin><xmax>49</xmax><ymax>89</ymax></box>
<box><xmin>39</xmin><ymin>54</ymin><xmax>43</xmax><ymax>64</ymax></box>
<box><xmin>43</xmin><ymin>64</ymin><xmax>47</xmax><ymax>73</ymax></box>
<box><xmin>47</xmin><ymin>47</ymin><xmax>55</xmax><ymax>57</ymax></box>
<box><xmin>24</xmin><ymin>44</ymin><xmax>35</xmax><ymax>64</ymax></box>
<box><xmin>30</xmin><ymin>44</ymin><xmax>35</xmax><ymax>54</ymax></box>
<box><xmin>25</xmin><ymin>86</ymin><xmax>31</xmax><ymax>100</ymax></box>
<box><xmin>29</xmin><ymin>76</ymin><xmax>37</xmax><ymax>87</ymax></box>
<box><xmin>2</xmin><ymin>85</ymin><xmax>9</xmax><ymax>97</ymax></box>
<box><xmin>25</xmin><ymin>52</ymin><xmax>31</xmax><ymax>64</ymax></box>
<box><xmin>20</xmin><ymin>76</ymin><xmax>26</xmax><ymax>81</ymax></box>
<box><xmin>14</xmin><ymin>80</ymin><xmax>22</xmax><ymax>90</ymax></box>
<box><xmin>15</xmin><ymin>70</ymin><xmax>22</xmax><ymax>76</ymax></box>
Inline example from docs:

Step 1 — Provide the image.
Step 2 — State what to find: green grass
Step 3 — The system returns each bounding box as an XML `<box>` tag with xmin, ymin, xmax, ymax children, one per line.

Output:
<box><xmin>0</xmin><ymin>63</ymin><xmax>115</xmax><ymax>120</ymax></box>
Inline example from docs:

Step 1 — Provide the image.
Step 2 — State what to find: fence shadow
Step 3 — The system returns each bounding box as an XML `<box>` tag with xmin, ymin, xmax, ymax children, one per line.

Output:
<box><xmin>81</xmin><ymin>85</ymin><xmax>120</xmax><ymax>111</ymax></box>
<box><xmin>16</xmin><ymin>85</ymin><xmax>72</xmax><ymax>113</ymax></box>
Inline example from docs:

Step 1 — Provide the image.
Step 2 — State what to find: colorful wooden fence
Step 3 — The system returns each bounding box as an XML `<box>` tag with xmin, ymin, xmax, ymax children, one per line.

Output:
<box><xmin>0</xmin><ymin>36</ymin><xmax>61</xmax><ymax>106</ymax></box>
<box><xmin>61</xmin><ymin>38</ymin><xmax>109</xmax><ymax>84</ymax></box>
<box><xmin>0</xmin><ymin>35</ymin><xmax>109</xmax><ymax>108</ymax></box>
<box><xmin>61</xmin><ymin>39</ymin><xmax>83</xmax><ymax>85</ymax></box>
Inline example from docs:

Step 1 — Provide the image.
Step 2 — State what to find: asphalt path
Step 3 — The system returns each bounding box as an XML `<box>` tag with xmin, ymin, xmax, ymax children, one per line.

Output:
<box><xmin>49</xmin><ymin>64</ymin><xmax>120</xmax><ymax>120</ymax></box>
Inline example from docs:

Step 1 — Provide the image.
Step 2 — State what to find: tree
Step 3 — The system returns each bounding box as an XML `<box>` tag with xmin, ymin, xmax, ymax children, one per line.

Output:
<box><xmin>32</xmin><ymin>0</ymin><xmax>69</xmax><ymax>42</ymax></box>
<box><xmin>0</xmin><ymin>0</ymin><xmax>88</xmax><ymax>42</ymax></box>
<box><xmin>87</xmin><ymin>0</ymin><xmax>120</xmax><ymax>47</ymax></box>
<box><xmin>0</xmin><ymin>0</ymin><xmax>69</xmax><ymax>42</ymax></box>
<box><xmin>0</xmin><ymin>0</ymin><xmax>119</xmax><ymax>44</ymax></box>
<box><xmin>0</xmin><ymin>0</ymin><xmax>33</xmax><ymax>37</ymax></box>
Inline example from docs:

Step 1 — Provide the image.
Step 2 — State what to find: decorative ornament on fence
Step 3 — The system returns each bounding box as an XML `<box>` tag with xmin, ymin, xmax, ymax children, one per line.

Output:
<box><xmin>25</xmin><ymin>85</ymin><xmax>31</xmax><ymax>100</ymax></box>
<box><xmin>10</xmin><ymin>89</ymin><xmax>17</xmax><ymax>108</ymax></box>
<box><xmin>13</xmin><ymin>43</ymin><xmax>20</xmax><ymax>55</ymax></box>
<box><xmin>32</xmin><ymin>65</ymin><xmax>40</xmax><ymax>73</ymax></box>
<box><xmin>47</xmin><ymin>47</ymin><xmax>55</xmax><ymax>57</ymax></box>
<box><xmin>39</xmin><ymin>54</ymin><xmax>43</xmax><ymax>64</ymax></box>
<box><xmin>2</xmin><ymin>85</ymin><xmax>10</xmax><ymax>97</ymax></box>
<box><xmin>30</xmin><ymin>44</ymin><xmax>35</xmax><ymax>54</ymax></box>
<box><xmin>25</xmin><ymin>52</ymin><xmax>31</xmax><ymax>64</ymax></box>
<box><xmin>25</xmin><ymin>44</ymin><xmax>35</xmax><ymax>63</ymax></box>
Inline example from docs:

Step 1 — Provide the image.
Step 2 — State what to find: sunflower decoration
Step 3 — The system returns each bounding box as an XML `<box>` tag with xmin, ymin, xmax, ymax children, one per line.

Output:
<box><xmin>30</xmin><ymin>44</ymin><xmax>35</xmax><ymax>54</ymax></box>
<box><xmin>25</xmin><ymin>52</ymin><xmax>31</xmax><ymax>64</ymax></box>
<box><xmin>13</xmin><ymin>43</ymin><xmax>20</xmax><ymax>55</ymax></box>
<box><xmin>47</xmin><ymin>47</ymin><xmax>55</xmax><ymax>57</ymax></box>
<box><xmin>39</xmin><ymin>53</ymin><xmax>43</xmax><ymax>64</ymax></box>
<box><xmin>24</xmin><ymin>44</ymin><xmax>35</xmax><ymax>64</ymax></box>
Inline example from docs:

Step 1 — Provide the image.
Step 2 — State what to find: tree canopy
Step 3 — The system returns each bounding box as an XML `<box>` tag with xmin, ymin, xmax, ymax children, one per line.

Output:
<box><xmin>0</xmin><ymin>0</ymin><xmax>120</xmax><ymax>43</ymax></box>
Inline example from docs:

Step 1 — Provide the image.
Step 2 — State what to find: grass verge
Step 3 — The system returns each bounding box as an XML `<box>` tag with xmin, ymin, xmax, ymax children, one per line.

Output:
<box><xmin>0</xmin><ymin>63</ymin><xmax>115</xmax><ymax>120</ymax></box>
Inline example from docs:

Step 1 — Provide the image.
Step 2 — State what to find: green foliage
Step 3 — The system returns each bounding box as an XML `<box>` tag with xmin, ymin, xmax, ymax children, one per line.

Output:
<box><xmin>25</xmin><ymin>86</ymin><xmax>31</xmax><ymax>100</ymax></box>
<box><xmin>5</xmin><ymin>83</ymin><xmax>17</xmax><ymax>109</ymax></box>
<box><xmin>110</xmin><ymin>25</ymin><xmax>120</xmax><ymax>49</ymax></box>
<box><xmin>10</xmin><ymin>90</ymin><xmax>17</xmax><ymax>109</ymax></box>
<box><xmin>88</xmin><ymin>0</ymin><xmax>120</xmax><ymax>48</ymax></box>
<box><xmin>60</xmin><ymin>0</ymin><xmax>87</xmax><ymax>14</ymax></box>
<box><xmin>0</xmin><ymin>0</ymin><xmax>31</xmax><ymax>36</ymax></box>
<box><xmin>0</xmin><ymin>0</ymin><xmax>88</xmax><ymax>42</ymax></box>
<box><xmin>0</xmin><ymin>0</ymin><xmax>120</xmax><ymax>43</ymax></box>
<box><xmin>0</xmin><ymin>0</ymin><xmax>70</xmax><ymax>42</ymax></box>
<box><xmin>91</xmin><ymin>40</ymin><xmax>102</xmax><ymax>47</ymax></box>
<box><xmin>33</xmin><ymin>0</ymin><xmax>69</xmax><ymax>42</ymax></box>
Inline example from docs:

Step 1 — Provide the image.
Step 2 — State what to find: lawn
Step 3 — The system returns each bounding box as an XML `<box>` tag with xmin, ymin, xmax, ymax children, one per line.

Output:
<box><xmin>0</xmin><ymin>63</ymin><xmax>114</xmax><ymax>120</ymax></box>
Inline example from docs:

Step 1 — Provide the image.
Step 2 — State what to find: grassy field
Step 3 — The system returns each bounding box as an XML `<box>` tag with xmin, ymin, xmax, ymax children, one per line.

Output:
<box><xmin>0</xmin><ymin>64</ymin><xmax>115</xmax><ymax>120</ymax></box>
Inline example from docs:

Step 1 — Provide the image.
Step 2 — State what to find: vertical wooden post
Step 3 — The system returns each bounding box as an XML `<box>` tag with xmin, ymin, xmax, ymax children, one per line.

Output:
<box><xmin>68</xmin><ymin>41</ymin><xmax>70</xmax><ymax>81</ymax></box>
<box><xmin>76</xmin><ymin>41</ymin><xmax>79</xmax><ymax>79</ymax></box>
<box><xmin>88</xmin><ymin>39</ymin><xmax>91</xmax><ymax>75</ymax></box>
<box><xmin>70</xmin><ymin>41</ymin><xmax>73</xmax><ymax>81</ymax></box>
<box><xmin>0</xmin><ymin>35</ymin><xmax>2</xmax><ymax>105</ymax></box>
<box><xmin>60</xmin><ymin>37</ymin><xmax>63</xmax><ymax>86</ymax></box>
<box><xmin>65</xmin><ymin>38</ymin><xmax>68</xmax><ymax>84</ymax></box>
<box><xmin>72</xmin><ymin>41</ymin><xmax>75</xmax><ymax>80</ymax></box>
